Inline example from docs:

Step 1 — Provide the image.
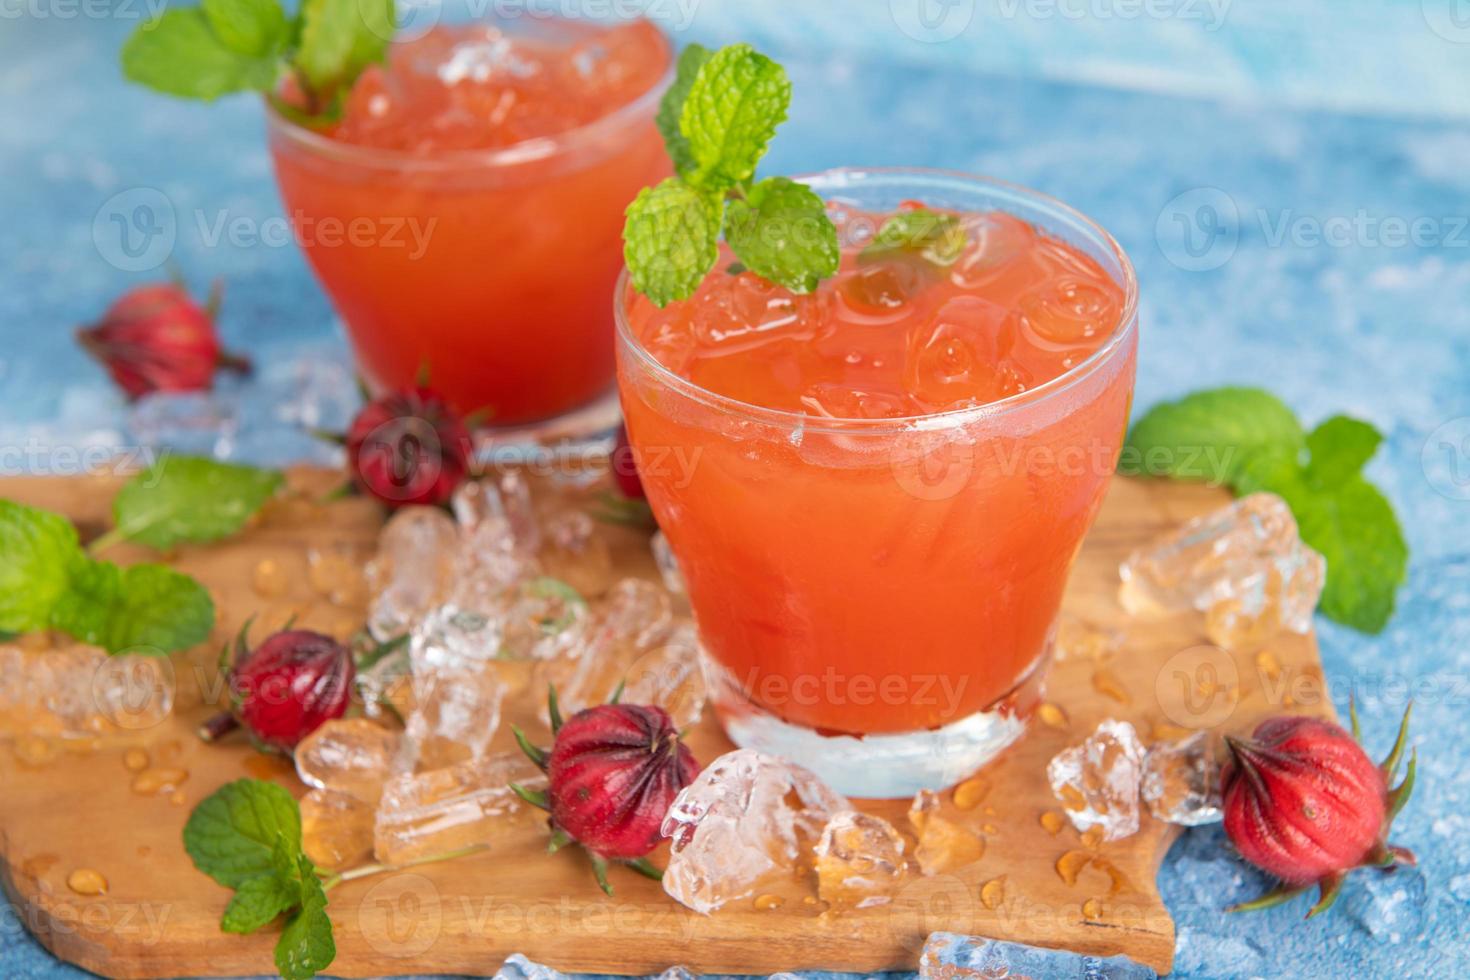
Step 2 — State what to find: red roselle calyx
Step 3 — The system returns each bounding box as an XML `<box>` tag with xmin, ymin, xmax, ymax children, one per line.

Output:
<box><xmin>201</xmin><ymin>626</ymin><xmax>355</xmax><ymax>752</ymax></box>
<box><xmin>610</xmin><ymin>425</ymin><xmax>645</xmax><ymax>500</ymax></box>
<box><xmin>343</xmin><ymin>384</ymin><xmax>475</xmax><ymax>509</ymax></box>
<box><xmin>77</xmin><ymin>282</ymin><xmax>251</xmax><ymax>400</ymax></box>
<box><xmin>512</xmin><ymin>688</ymin><xmax>699</xmax><ymax>895</ymax></box>
<box><xmin>593</xmin><ymin>426</ymin><xmax>657</xmax><ymax>528</ymax></box>
<box><xmin>1222</xmin><ymin>703</ymin><xmax>1417</xmax><ymax>917</ymax></box>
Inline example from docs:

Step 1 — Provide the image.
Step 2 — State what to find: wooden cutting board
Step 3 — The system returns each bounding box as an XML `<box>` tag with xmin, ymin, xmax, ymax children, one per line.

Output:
<box><xmin>0</xmin><ymin>468</ymin><xmax>1331</xmax><ymax>978</ymax></box>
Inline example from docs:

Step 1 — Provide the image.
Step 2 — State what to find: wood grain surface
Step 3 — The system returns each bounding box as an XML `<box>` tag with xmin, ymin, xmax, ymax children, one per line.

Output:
<box><xmin>0</xmin><ymin>470</ymin><xmax>1331</xmax><ymax>978</ymax></box>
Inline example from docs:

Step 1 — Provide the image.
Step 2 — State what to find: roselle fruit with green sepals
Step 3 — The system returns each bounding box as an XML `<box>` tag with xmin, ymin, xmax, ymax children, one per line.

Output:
<box><xmin>344</xmin><ymin>384</ymin><xmax>475</xmax><ymax>509</ymax></box>
<box><xmin>200</xmin><ymin>627</ymin><xmax>356</xmax><ymax>753</ymax></box>
<box><xmin>1223</xmin><ymin>703</ymin><xmax>1416</xmax><ymax>917</ymax></box>
<box><xmin>511</xmin><ymin>688</ymin><xmax>699</xmax><ymax>894</ymax></box>
<box><xmin>77</xmin><ymin>282</ymin><xmax>251</xmax><ymax>400</ymax></box>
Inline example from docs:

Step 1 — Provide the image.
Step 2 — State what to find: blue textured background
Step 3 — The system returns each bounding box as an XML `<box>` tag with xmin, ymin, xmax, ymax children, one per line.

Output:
<box><xmin>3</xmin><ymin>2</ymin><xmax>1469</xmax><ymax>977</ymax></box>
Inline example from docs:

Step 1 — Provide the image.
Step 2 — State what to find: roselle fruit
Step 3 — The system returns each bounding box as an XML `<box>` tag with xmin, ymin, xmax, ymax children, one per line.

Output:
<box><xmin>512</xmin><ymin>688</ymin><xmax>699</xmax><ymax>894</ymax></box>
<box><xmin>77</xmin><ymin>281</ymin><xmax>251</xmax><ymax>400</ymax></box>
<box><xmin>610</xmin><ymin>425</ymin><xmax>645</xmax><ymax>500</ymax></box>
<box><xmin>1222</xmin><ymin>703</ymin><xmax>1416</xmax><ymax>917</ymax></box>
<box><xmin>344</xmin><ymin>384</ymin><xmax>475</xmax><ymax>509</ymax></box>
<box><xmin>202</xmin><ymin>626</ymin><xmax>355</xmax><ymax>752</ymax></box>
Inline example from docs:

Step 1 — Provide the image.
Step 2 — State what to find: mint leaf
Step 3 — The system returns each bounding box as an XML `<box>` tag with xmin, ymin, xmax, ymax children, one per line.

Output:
<box><xmin>0</xmin><ymin>500</ymin><xmax>84</xmax><ymax>633</ymax></box>
<box><xmin>122</xmin><ymin>9</ymin><xmax>281</xmax><ymax>100</ymax></box>
<box><xmin>679</xmin><ymin>43</ymin><xmax>791</xmax><ymax>190</ymax></box>
<box><xmin>344</xmin><ymin>0</ymin><xmax>395</xmax><ymax>79</ymax></box>
<box><xmin>725</xmin><ymin>177</ymin><xmax>839</xmax><ymax>294</ymax></box>
<box><xmin>297</xmin><ymin>0</ymin><xmax>391</xmax><ymax>97</ymax></box>
<box><xmin>201</xmin><ymin>0</ymin><xmax>289</xmax><ymax>58</ymax></box>
<box><xmin>222</xmin><ymin>872</ymin><xmax>299</xmax><ymax>934</ymax></box>
<box><xmin>623</xmin><ymin>178</ymin><xmax>722</xmax><ymax>307</ymax></box>
<box><xmin>1121</xmin><ymin>386</ymin><xmax>1305</xmax><ymax>485</ymax></box>
<box><xmin>1305</xmin><ymin>415</ymin><xmax>1382</xmax><ymax>488</ymax></box>
<box><xmin>1237</xmin><ymin>453</ymin><xmax>1407</xmax><ymax>633</ymax></box>
<box><xmin>105</xmin><ymin>564</ymin><xmax>215</xmax><ymax>653</ymax></box>
<box><xmin>656</xmin><ymin>43</ymin><xmax>712</xmax><ymax>176</ymax></box>
<box><xmin>1301</xmin><ymin>478</ymin><xmax>1408</xmax><ymax>633</ymax></box>
<box><xmin>112</xmin><ymin>456</ymin><xmax>283</xmax><ymax>550</ymax></box>
<box><xmin>184</xmin><ymin>780</ymin><xmax>303</xmax><ymax>889</ymax></box>
<box><xmin>276</xmin><ymin>855</ymin><xmax>334</xmax><ymax>980</ymax></box>
<box><xmin>47</xmin><ymin>559</ymin><xmax>123</xmax><ymax>647</ymax></box>
<box><xmin>861</xmin><ymin>207</ymin><xmax>968</xmax><ymax>267</ymax></box>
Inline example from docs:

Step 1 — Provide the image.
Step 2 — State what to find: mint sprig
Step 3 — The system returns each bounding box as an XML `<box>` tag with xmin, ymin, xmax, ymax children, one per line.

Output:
<box><xmin>121</xmin><ymin>0</ymin><xmax>393</xmax><ymax>120</ymax></box>
<box><xmin>185</xmin><ymin>779</ymin><xmax>482</xmax><ymax>979</ymax></box>
<box><xmin>861</xmin><ymin>207</ymin><xmax>968</xmax><ymax>268</ymax></box>
<box><xmin>1121</xmin><ymin>387</ymin><xmax>1408</xmax><ymax>633</ymax></box>
<box><xmin>624</xmin><ymin>43</ymin><xmax>839</xmax><ymax>306</ymax></box>
<box><xmin>184</xmin><ymin>781</ymin><xmax>335</xmax><ymax>980</ymax></box>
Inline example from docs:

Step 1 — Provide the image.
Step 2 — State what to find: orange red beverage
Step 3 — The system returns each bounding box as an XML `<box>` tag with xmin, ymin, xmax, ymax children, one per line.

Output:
<box><xmin>268</xmin><ymin>17</ymin><xmax>671</xmax><ymax>426</ymax></box>
<box><xmin>617</xmin><ymin>170</ymin><xmax>1138</xmax><ymax>796</ymax></box>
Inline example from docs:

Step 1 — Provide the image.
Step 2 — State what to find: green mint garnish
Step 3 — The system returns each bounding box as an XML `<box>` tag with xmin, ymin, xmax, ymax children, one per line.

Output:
<box><xmin>624</xmin><ymin>43</ymin><xmax>839</xmax><ymax>306</ymax></box>
<box><xmin>724</xmin><ymin>176</ymin><xmax>840</xmax><ymax>295</ymax></box>
<box><xmin>0</xmin><ymin>487</ymin><xmax>224</xmax><ymax>655</ymax></box>
<box><xmin>0</xmin><ymin>500</ymin><xmax>82</xmax><ymax>634</ymax></box>
<box><xmin>861</xmin><ymin>207</ymin><xmax>968</xmax><ymax>267</ymax></box>
<box><xmin>1233</xmin><ymin>416</ymin><xmax>1407</xmax><ymax>633</ymax></box>
<box><xmin>1122</xmin><ymin>387</ymin><xmax>1408</xmax><ymax>633</ymax></box>
<box><xmin>1122</xmin><ymin>386</ymin><xmax>1305</xmax><ymax>485</ymax></box>
<box><xmin>654</xmin><ymin>43</ymin><xmax>712</xmax><ymax>178</ymax></box>
<box><xmin>185</xmin><ymin>780</ymin><xmax>336</xmax><ymax>980</ymax></box>
<box><xmin>105</xmin><ymin>456</ymin><xmax>284</xmax><ymax>552</ymax></box>
<box><xmin>679</xmin><ymin>43</ymin><xmax>791</xmax><ymax>190</ymax></box>
<box><xmin>623</xmin><ymin>179</ymin><xmax>723</xmax><ymax>310</ymax></box>
<box><xmin>121</xmin><ymin>0</ymin><xmax>393</xmax><ymax>120</ymax></box>
<box><xmin>50</xmin><ymin>560</ymin><xmax>214</xmax><ymax>654</ymax></box>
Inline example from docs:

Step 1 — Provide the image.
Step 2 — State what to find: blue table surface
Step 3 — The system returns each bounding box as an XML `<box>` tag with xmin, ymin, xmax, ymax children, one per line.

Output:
<box><xmin>3</xmin><ymin>7</ymin><xmax>1469</xmax><ymax>979</ymax></box>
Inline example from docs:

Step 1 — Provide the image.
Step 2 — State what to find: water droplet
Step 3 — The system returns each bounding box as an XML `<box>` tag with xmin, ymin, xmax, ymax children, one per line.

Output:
<box><xmin>754</xmin><ymin>893</ymin><xmax>785</xmax><ymax>911</ymax></box>
<box><xmin>1091</xmin><ymin>668</ymin><xmax>1131</xmax><ymax>705</ymax></box>
<box><xmin>67</xmin><ymin>869</ymin><xmax>108</xmax><ymax>896</ymax></box>
<box><xmin>123</xmin><ymin>748</ymin><xmax>150</xmax><ymax>772</ymax></box>
<box><xmin>1056</xmin><ymin>849</ymin><xmax>1091</xmax><ymax>886</ymax></box>
<box><xmin>1037</xmin><ymin>702</ymin><xmax>1069</xmax><ymax>729</ymax></box>
<box><xmin>13</xmin><ymin>736</ymin><xmax>59</xmax><ymax>767</ymax></box>
<box><xmin>1082</xmin><ymin>897</ymin><xmax>1104</xmax><ymax>920</ymax></box>
<box><xmin>951</xmin><ymin>775</ymin><xmax>990</xmax><ymax>811</ymax></box>
<box><xmin>252</xmin><ymin>558</ymin><xmax>290</xmax><ymax>598</ymax></box>
<box><xmin>131</xmin><ymin>767</ymin><xmax>188</xmax><ymax>795</ymax></box>
<box><xmin>1040</xmin><ymin>811</ymin><xmax>1065</xmax><ymax>835</ymax></box>
<box><xmin>981</xmin><ymin>876</ymin><xmax>1006</xmax><ymax>910</ymax></box>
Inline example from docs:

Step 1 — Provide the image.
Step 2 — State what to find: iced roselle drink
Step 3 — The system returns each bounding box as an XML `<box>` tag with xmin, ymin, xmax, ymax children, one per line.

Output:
<box><xmin>269</xmin><ymin>18</ymin><xmax>671</xmax><ymax>425</ymax></box>
<box><xmin>617</xmin><ymin>171</ymin><xmax>1138</xmax><ymax>796</ymax></box>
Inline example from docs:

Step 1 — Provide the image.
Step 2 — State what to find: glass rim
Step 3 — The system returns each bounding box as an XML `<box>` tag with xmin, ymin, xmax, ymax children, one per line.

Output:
<box><xmin>264</xmin><ymin>19</ymin><xmax>673</xmax><ymax>172</ymax></box>
<box><xmin>614</xmin><ymin>166</ymin><xmax>1141</xmax><ymax>434</ymax></box>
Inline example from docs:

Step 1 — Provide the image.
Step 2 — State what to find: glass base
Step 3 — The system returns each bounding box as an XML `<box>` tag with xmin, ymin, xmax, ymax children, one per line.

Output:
<box><xmin>471</xmin><ymin>386</ymin><xmax>621</xmax><ymax>485</ymax></box>
<box><xmin>702</xmin><ymin>649</ymin><xmax>1046</xmax><ymax>799</ymax></box>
